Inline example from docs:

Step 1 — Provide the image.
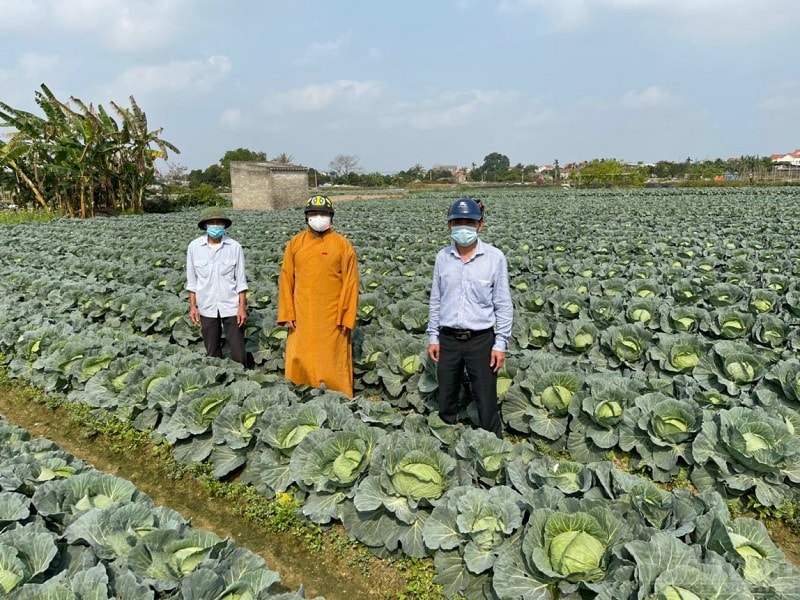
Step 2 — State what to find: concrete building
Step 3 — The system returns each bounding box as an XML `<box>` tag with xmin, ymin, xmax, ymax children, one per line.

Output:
<box><xmin>230</xmin><ymin>161</ymin><xmax>309</xmax><ymax>210</ymax></box>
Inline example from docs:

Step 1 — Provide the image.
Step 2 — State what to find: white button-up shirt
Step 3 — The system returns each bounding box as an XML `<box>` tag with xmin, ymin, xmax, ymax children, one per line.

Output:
<box><xmin>186</xmin><ymin>235</ymin><xmax>248</xmax><ymax>318</ymax></box>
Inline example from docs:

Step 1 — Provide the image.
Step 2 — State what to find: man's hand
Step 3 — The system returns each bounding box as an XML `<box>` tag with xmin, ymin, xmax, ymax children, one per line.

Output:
<box><xmin>237</xmin><ymin>306</ymin><xmax>247</xmax><ymax>328</ymax></box>
<box><xmin>490</xmin><ymin>350</ymin><xmax>505</xmax><ymax>373</ymax></box>
<box><xmin>189</xmin><ymin>305</ymin><xmax>200</xmax><ymax>326</ymax></box>
<box><xmin>282</xmin><ymin>320</ymin><xmax>296</xmax><ymax>330</ymax></box>
<box><xmin>428</xmin><ymin>343</ymin><xmax>440</xmax><ymax>362</ymax></box>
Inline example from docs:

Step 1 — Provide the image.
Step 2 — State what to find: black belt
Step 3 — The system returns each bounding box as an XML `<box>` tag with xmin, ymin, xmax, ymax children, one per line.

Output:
<box><xmin>440</xmin><ymin>327</ymin><xmax>493</xmax><ymax>341</ymax></box>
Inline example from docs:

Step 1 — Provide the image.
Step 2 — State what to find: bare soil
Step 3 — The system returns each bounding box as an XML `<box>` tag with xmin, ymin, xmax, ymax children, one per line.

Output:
<box><xmin>0</xmin><ymin>386</ymin><xmax>408</xmax><ymax>600</ymax></box>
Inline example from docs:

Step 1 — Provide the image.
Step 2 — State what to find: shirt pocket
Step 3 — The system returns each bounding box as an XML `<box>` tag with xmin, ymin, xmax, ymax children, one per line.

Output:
<box><xmin>468</xmin><ymin>278</ymin><xmax>493</xmax><ymax>306</ymax></box>
<box><xmin>195</xmin><ymin>260</ymin><xmax>213</xmax><ymax>279</ymax></box>
<box><xmin>220</xmin><ymin>259</ymin><xmax>236</xmax><ymax>278</ymax></box>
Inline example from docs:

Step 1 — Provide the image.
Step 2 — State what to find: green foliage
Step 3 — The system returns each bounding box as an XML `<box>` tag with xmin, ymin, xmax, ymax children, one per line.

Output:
<box><xmin>144</xmin><ymin>183</ymin><xmax>227</xmax><ymax>213</ymax></box>
<box><xmin>0</xmin><ymin>83</ymin><xmax>178</xmax><ymax>216</ymax></box>
<box><xmin>395</xmin><ymin>558</ymin><xmax>448</xmax><ymax>600</ymax></box>
<box><xmin>0</xmin><ymin>209</ymin><xmax>62</xmax><ymax>224</ymax></box>
<box><xmin>571</xmin><ymin>158</ymin><xmax>647</xmax><ymax>187</ymax></box>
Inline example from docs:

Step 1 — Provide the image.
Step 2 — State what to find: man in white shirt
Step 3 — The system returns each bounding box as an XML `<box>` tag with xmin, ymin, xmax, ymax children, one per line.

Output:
<box><xmin>185</xmin><ymin>206</ymin><xmax>248</xmax><ymax>366</ymax></box>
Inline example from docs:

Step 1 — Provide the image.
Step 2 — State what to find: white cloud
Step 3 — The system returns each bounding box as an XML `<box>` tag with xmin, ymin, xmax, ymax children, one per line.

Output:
<box><xmin>495</xmin><ymin>0</ymin><xmax>800</xmax><ymax>41</ymax></box>
<box><xmin>758</xmin><ymin>80</ymin><xmax>800</xmax><ymax>112</ymax></box>
<box><xmin>619</xmin><ymin>85</ymin><xmax>681</xmax><ymax>109</ymax></box>
<box><xmin>101</xmin><ymin>56</ymin><xmax>232</xmax><ymax>101</ymax></box>
<box><xmin>514</xmin><ymin>107</ymin><xmax>559</xmax><ymax>128</ymax></box>
<box><xmin>0</xmin><ymin>1</ymin><xmax>47</xmax><ymax>31</ymax></box>
<box><xmin>294</xmin><ymin>31</ymin><xmax>353</xmax><ymax>65</ymax></box>
<box><xmin>262</xmin><ymin>80</ymin><xmax>384</xmax><ymax>114</ymax></box>
<box><xmin>381</xmin><ymin>89</ymin><xmax>515</xmax><ymax>131</ymax></box>
<box><xmin>0</xmin><ymin>0</ymin><xmax>190</xmax><ymax>51</ymax></box>
<box><xmin>219</xmin><ymin>108</ymin><xmax>242</xmax><ymax>127</ymax></box>
<box><xmin>497</xmin><ymin>0</ymin><xmax>590</xmax><ymax>32</ymax></box>
<box><xmin>0</xmin><ymin>53</ymin><xmax>75</xmax><ymax>106</ymax></box>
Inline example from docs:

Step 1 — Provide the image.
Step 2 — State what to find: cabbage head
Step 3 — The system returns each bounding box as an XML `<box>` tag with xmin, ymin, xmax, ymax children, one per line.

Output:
<box><xmin>548</xmin><ymin>515</ymin><xmax>605</xmax><ymax>576</ymax></box>
<box><xmin>377</xmin><ymin>433</ymin><xmax>457</xmax><ymax>503</ymax></box>
<box><xmin>748</xmin><ymin>289</ymin><xmax>778</xmax><ymax>314</ymax></box>
<box><xmin>554</xmin><ymin>320</ymin><xmax>599</xmax><ymax>354</ymax></box>
<box><xmin>520</xmin><ymin>506</ymin><xmax>625</xmax><ymax>584</ymax></box>
<box><xmin>649</xmin><ymin>333</ymin><xmax>709</xmax><ymax>374</ymax></box>
<box><xmin>601</xmin><ymin>324</ymin><xmax>653</xmax><ymax>366</ymax></box>
<box><xmin>723</xmin><ymin>407</ymin><xmax>800</xmax><ymax>475</ymax></box>
<box><xmin>648</xmin><ymin>398</ymin><xmax>702</xmax><ymax>446</ymax></box>
<box><xmin>534</xmin><ymin>372</ymin><xmax>582</xmax><ymax>416</ymax></box>
<box><xmin>711</xmin><ymin>309</ymin><xmax>754</xmax><ymax>340</ymax></box>
<box><xmin>707</xmin><ymin>283</ymin><xmax>744</xmax><ymax>308</ymax></box>
<box><xmin>588</xmin><ymin>296</ymin><xmax>624</xmax><ymax>327</ymax></box>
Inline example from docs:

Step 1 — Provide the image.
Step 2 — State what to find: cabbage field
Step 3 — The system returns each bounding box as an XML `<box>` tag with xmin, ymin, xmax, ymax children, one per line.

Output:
<box><xmin>2</xmin><ymin>187</ymin><xmax>800</xmax><ymax>599</ymax></box>
<box><xmin>0</xmin><ymin>416</ymin><xmax>311</xmax><ymax>599</ymax></box>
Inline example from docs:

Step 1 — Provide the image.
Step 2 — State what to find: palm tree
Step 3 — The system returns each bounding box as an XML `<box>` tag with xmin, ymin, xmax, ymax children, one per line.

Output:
<box><xmin>273</xmin><ymin>152</ymin><xmax>294</xmax><ymax>164</ymax></box>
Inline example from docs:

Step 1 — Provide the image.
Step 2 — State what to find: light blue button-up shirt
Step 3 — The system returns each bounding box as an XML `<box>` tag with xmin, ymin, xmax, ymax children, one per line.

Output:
<box><xmin>426</xmin><ymin>239</ymin><xmax>513</xmax><ymax>352</ymax></box>
<box><xmin>186</xmin><ymin>235</ymin><xmax>248</xmax><ymax>318</ymax></box>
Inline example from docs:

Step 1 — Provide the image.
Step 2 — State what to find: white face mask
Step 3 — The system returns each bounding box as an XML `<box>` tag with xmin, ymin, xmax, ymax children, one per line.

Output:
<box><xmin>307</xmin><ymin>214</ymin><xmax>331</xmax><ymax>232</ymax></box>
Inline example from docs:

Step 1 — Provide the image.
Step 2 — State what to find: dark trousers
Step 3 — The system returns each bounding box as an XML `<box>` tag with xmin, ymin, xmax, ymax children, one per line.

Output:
<box><xmin>200</xmin><ymin>314</ymin><xmax>246</xmax><ymax>366</ymax></box>
<box><xmin>437</xmin><ymin>329</ymin><xmax>502</xmax><ymax>437</ymax></box>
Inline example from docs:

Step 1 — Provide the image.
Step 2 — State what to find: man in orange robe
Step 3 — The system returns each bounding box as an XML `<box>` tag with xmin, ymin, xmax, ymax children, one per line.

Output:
<box><xmin>277</xmin><ymin>195</ymin><xmax>360</xmax><ymax>396</ymax></box>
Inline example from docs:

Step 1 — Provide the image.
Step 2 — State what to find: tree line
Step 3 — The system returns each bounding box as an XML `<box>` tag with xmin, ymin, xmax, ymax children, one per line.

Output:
<box><xmin>1</xmin><ymin>84</ymin><xmax>783</xmax><ymax>219</ymax></box>
<box><xmin>184</xmin><ymin>150</ymin><xmax>780</xmax><ymax>192</ymax></box>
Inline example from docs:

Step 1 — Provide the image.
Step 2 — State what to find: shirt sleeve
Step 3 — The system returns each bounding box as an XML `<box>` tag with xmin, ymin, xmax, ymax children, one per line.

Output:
<box><xmin>234</xmin><ymin>244</ymin><xmax>248</xmax><ymax>293</ymax></box>
<box><xmin>426</xmin><ymin>253</ymin><xmax>442</xmax><ymax>345</ymax></box>
<box><xmin>338</xmin><ymin>240</ymin><xmax>360</xmax><ymax>330</ymax></box>
<box><xmin>185</xmin><ymin>243</ymin><xmax>197</xmax><ymax>292</ymax></box>
<box><xmin>277</xmin><ymin>237</ymin><xmax>296</xmax><ymax>323</ymax></box>
<box><xmin>492</xmin><ymin>253</ymin><xmax>513</xmax><ymax>352</ymax></box>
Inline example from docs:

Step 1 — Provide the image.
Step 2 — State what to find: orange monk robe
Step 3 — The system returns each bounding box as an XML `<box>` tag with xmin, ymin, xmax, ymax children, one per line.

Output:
<box><xmin>277</xmin><ymin>229</ymin><xmax>359</xmax><ymax>396</ymax></box>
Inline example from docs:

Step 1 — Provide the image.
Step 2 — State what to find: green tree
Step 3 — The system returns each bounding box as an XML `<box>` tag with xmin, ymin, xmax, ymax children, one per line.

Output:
<box><xmin>479</xmin><ymin>152</ymin><xmax>510</xmax><ymax>181</ymax></box>
<box><xmin>188</xmin><ymin>164</ymin><xmax>225</xmax><ymax>188</ymax></box>
<box><xmin>273</xmin><ymin>152</ymin><xmax>294</xmax><ymax>164</ymax></box>
<box><xmin>574</xmin><ymin>159</ymin><xmax>646</xmax><ymax>188</ymax></box>
<box><xmin>218</xmin><ymin>148</ymin><xmax>267</xmax><ymax>187</ymax></box>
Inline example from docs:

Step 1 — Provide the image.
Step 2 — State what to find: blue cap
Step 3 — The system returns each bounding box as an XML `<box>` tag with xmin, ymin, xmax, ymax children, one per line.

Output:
<box><xmin>446</xmin><ymin>197</ymin><xmax>482</xmax><ymax>221</ymax></box>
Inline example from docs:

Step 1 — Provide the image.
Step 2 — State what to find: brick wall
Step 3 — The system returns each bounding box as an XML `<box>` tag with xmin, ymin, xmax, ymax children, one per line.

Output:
<box><xmin>231</xmin><ymin>162</ymin><xmax>309</xmax><ymax>210</ymax></box>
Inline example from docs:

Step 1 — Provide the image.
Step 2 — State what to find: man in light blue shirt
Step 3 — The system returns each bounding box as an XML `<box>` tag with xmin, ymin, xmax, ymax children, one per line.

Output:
<box><xmin>186</xmin><ymin>206</ymin><xmax>248</xmax><ymax>366</ymax></box>
<box><xmin>426</xmin><ymin>197</ymin><xmax>513</xmax><ymax>437</ymax></box>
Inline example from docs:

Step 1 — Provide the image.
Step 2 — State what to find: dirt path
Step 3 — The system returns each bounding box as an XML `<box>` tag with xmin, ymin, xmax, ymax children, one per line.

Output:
<box><xmin>0</xmin><ymin>386</ymin><xmax>408</xmax><ymax>600</ymax></box>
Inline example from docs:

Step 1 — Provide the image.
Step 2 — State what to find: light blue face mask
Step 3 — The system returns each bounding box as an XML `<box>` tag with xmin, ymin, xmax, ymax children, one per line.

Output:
<box><xmin>206</xmin><ymin>225</ymin><xmax>226</xmax><ymax>239</ymax></box>
<box><xmin>451</xmin><ymin>225</ymin><xmax>478</xmax><ymax>247</ymax></box>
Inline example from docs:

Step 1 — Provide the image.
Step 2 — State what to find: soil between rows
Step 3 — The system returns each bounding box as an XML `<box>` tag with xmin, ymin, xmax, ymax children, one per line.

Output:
<box><xmin>0</xmin><ymin>386</ymin><xmax>409</xmax><ymax>600</ymax></box>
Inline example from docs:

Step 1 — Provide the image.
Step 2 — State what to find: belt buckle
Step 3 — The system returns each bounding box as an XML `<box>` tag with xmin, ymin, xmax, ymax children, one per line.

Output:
<box><xmin>454</xmin><ymin>329</ymin><xmax>471</xmax><ymax>341</ymax></box>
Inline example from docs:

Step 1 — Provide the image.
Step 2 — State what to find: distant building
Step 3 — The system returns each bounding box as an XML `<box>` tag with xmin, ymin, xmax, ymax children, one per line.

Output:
<box><xmin>230</xmin><ymin>161</ymin><xmax>309</xmax><ymax>210</ymax></box>
<box><xmin>771</xmin><ymin>149</ymin><xmax>800</xmax><ymax>167</ymax></box>
<box><xmin>431</xmin><ymin>164</ymin><xmax>468</xmax><ymax>183</ymax></box>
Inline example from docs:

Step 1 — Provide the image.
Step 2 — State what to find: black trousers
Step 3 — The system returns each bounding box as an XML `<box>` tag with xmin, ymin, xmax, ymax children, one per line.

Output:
<box><xmin>437</xmin><ymin>328</ymin><xmax>502</xmax><ymax>437</ymax></box>
<box><xmin>200</xmin><ymin>314</ymin><xmax>246</xmax><ymax>366</ymax></box>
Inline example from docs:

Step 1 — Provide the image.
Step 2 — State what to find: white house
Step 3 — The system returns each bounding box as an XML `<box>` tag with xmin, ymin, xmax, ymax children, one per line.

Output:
<box><xmin>771</xmin><ymin>149</ymin><xmax>800</xmax><ymax>167</ymax></box>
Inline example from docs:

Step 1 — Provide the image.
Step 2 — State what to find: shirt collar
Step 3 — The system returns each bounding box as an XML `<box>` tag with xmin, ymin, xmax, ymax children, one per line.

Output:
<box><xmin>447</xmin><ymin>237</ymin><xmax>485</xmax><ymax>258</ymax></box>
<box><xmin>201</xmin><ymin>235</ymin><xmax>227</xmax><ymax>246</ymax></box>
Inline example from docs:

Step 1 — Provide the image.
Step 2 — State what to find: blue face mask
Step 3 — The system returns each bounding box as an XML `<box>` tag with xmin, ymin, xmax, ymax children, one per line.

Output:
<box><xmin>451</xmin><ymin>225</ymin><xmax>478</xmax><ymax>247</ymax></box>
<box><xmin>206</xmin><ymin>225</ymin><xmax>226</xmax><ymax>239</ymax></box>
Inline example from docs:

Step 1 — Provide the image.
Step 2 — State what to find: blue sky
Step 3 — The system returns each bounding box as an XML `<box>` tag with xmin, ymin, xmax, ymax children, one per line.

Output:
<box><xmin>1</xmin><ymin>0</ymin><xmax>798</xmax><ymax>174</ymax></box>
